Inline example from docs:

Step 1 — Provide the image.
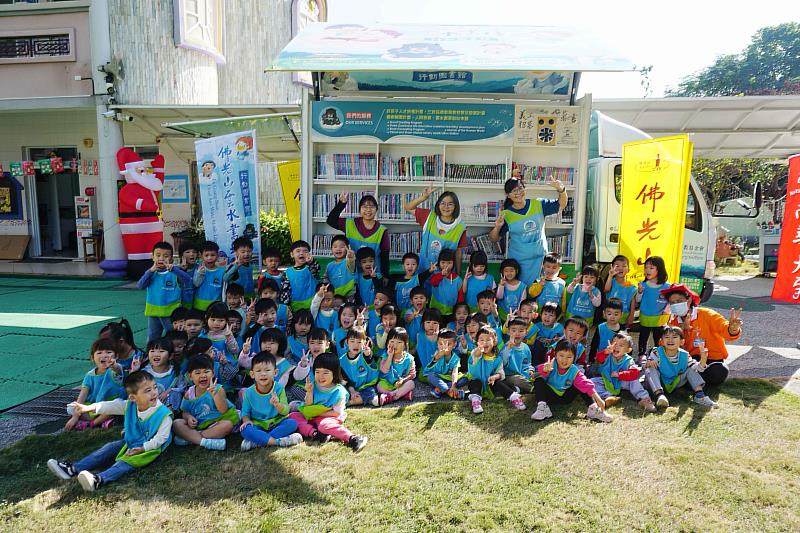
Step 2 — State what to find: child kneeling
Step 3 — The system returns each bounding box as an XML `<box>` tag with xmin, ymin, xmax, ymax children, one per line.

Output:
<box><xmin>240</xmin><ymin>351</ymin><xmax>303</xmax><ymax>450</ymax></box>
<box><xmin>288</xmin><ymin>352</ymin><xmax>368</xmax><ymax>452</ymax></box>
<box><xmin>47</xmin><ymin>371</ymin><xmax>172</xmax><ymax>492</ymax></box>
<box><xmin>591</xmin><ymin>333</ymin><xmax>656</xmax><ymax>413</ymax></box>
<box><xmin>530</xmin><ymin>339</ymin><xmax>612</xmax><ymax>422</ymax></box>
<box><xmin>172</xmin><ymin>355</ymin><xmax>240</xmax><ymax>450</ymax></box>
<box><xmin>644</xmin><ymin>326</ymin><xmax>718</xmax><ymax>409</ymax></box>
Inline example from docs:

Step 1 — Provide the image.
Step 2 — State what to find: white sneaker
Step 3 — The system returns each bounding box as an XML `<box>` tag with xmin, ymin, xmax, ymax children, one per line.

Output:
<box><xmin>468</xmin><ymin>394</ymin><xmax>483</xmax><ymax>414</ymax></box>
<box><xmin>240</xmin><ymin>439</ymin><xmax>258</xmax><ymax>451</ymax></box>
<box><xmin>47</xmin><ymin>459</ymin><xmax>75</xmax><ymax>480</ymax></box>
<box><xmin>656</xmin><ymin>394</ymin><xmax>670</xmax><ymax>408</ymax></box>
<box><xmin>509</xmin><ymin>392</ymin><xmax>527</xmax><ymax>411</ymax></box>
<box><xmin>692</xmin><ymin>394</ymin><xmax>719</xmax><ymax>409</ymax></box>
<box><xmin>530</xmin><ymin>401</ymin><xmax>552</xmax><ymax>421</ymax></box>
<box><xmin>370</xmin><ymin>395</ymin><xmax>380</xmax><ymax>407</ymax></box>
<box><xmin>77</xmin><ymin>470</ymin><xmax>101</xmax><ymax>492</ymax></box>
<box><xmin>587</xmin><ymin>403</ymin><xmax>613</xmax><ymax>423</ymax></box>
<box><xmin>275</xmin><ymin>433</ymin><xmax>303</xmax><ymax>447</ymax></box>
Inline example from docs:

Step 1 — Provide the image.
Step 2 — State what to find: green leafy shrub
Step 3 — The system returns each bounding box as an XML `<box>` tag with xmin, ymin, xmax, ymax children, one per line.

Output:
<box><xmin>259</xmin><ymin>209</ymin><xmax>291</xmax><ymax>263</ymax></box>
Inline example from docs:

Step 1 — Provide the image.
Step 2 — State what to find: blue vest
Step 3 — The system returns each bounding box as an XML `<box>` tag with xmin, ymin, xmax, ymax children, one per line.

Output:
<box><xmin>315</xmin><ymin>309</ymin><xmax>338</xmax><ymax>334</ymax></box>
<box><xmin>287</xmin><ymin>335</ymin><xmax>307</xmax><ymax>365</ymax></box>
<box><xmin>311</xmin><ymin>383</ymin><xmax>347</xmax><ymax>409</ymax></box>
<box><xmin>536</xmin><ymin>278</ymin><xmax>566</xmax><ymax>308</ymax></box>
<box><xmin>498</xmin><ymin>282</ymin><xmax>527</xmax><ymax>318</ymax></box>
<box><xmin>502</xmin><ymin>343</ymin><xmax>532</xmax><ymax>376</ymax></box>
<box><xmin>145</xmin><ymin>270</ymin><xmax>182</xmax><ymax>317</ymax></box>
<box><xmin>285</xmin><ymin>266</ymin><xmax>317</xmax><ymax>310</ymax></box>
<box><xmin>345</xmin><ymin>218</ymin><xmax>386</xmax><ymax>274</ymax></box>
<box><xmin>380</xmin><ymin>352</ymin><xmax>414</xmax><ymax>384</ymax></box>
<box><xmin>429</xmin><ymin>275</ymin><xmax>462</xmax><ymax>315</ymax></box>
<box><xmin>339</xmin><ymin>351</ymin><xmax>379</xmax><ymax>390</ymax></box>
<box><xmin>144</xmin><ymin>366</ymin><xmax>177</xmax><ymax>396</ymax></box>
<box><xmin>82</xmin><ymin>368</ymin><xmax>125</xmax><ymax>403</ymax></box>
<box><xmin>425</xmin><ymin>352</ymin><xmax>460</xmax><ymax>379</ymax></box>
<box><xmin>367</xmin><ymin>307</ymin><xmax>381</xmax><ymax>338</ymax></box>
<box><xmin>530</xmin><ymin>323</ymin><xmax>564</xmax><ymax>346</ymax></box>
<box><xmin>467</xmin><ymin>354</ymin><xmax>503</xmax><ymax>398</ymax></box>
<box><xmin>545</xmin><ymin>364</ymin><xmax>580</xmax><ymax>395</ymax></box>
<box><xmin>326</xmin><ymin>259</ymin><xmax>355</xmax><ymax>297</ymax></box>
<box><xmin>504</xmin><ymin>199</ymin><xmax>548</xmax><ymax>286</ymax></box>
<box><xmin>567</xmin><ymin>286</ymin><xmax>600</xmax><ymax>319</ymax></box>
<box><xmin>118</xmin><ymin>401</ymin><xmax>172</xmax><ymax>467</ymax></box>
<box><xmin>599</xmin><ymin>353</ymin><xmax>634</xmax><ymax>395</ymax></box>
<box><xmin>595</xmin><ymin>323</ymin><xmax>621</xmax><ymax>353</ymax></box>
<box><xmin>640</xmin><ymin>281</ymin><xmax>670</xmax><ymax>317</ymax></box>
<box><xmin>241</xmin><ymin>382</ymin><xmax>287</xmax><ymax>427</ymax></box>
<box><xmin>416</xmin><ymin>333</ymin><xmax>438</xmax><ymax>369</ymax></box>
<box><xmin>194</xmin><ymin>267</ymin><xmax>224</xmax><ymax>310</ymax></box>
<box><xmin>275</xmin><ymin>357</ymin><xmax>293</xmax><ymax>382</ymax></box>
<box><xmin>405</xmin><ymin>314</ymin><xmax>422</xmax><ymax>348</ymax></box>
<box><xmin>332</xmin><ymin>327</ymin><xmax>350</xmax><ymax>356</ymax></box>
<box><xmin>418</xmin><ymin>212</ymin><xmax>466</xmax><ymax>271</ymax></box>
<box><xmin>357</xmin><ymin>274</ymin><xmax>379</xmax><ymax>307</ymax></box>
<box><xmin>276</xmin><ymin>304</ymin><xmax>289</xmax><ymax>332</ymax></box>
<box><xmin>465</xmin><ymin>274</ymin><xmax>495</xmax><ymax>311</ymax></box>
<box><xmin>180</xmin><ymin>385</ymin><xmax>235</xmax><ymax>426</ymax></box>
<box><xmin>395</xmin><ymin>275</ymin><xmax>419</xmax><ymax>313</ymax></box>
<box><xmin>608</xmin><ymin>278</ymin><xmax>637</xmax><ymax>314</ymax></box>
<box><xmin>181</xmin><ymin>266</ymin><xmax>196</xmax><ymax>306</ymax></box>
<box><xmin>656</xmin><ymin>347</ymin><xmax>689</xmax><ymax>392</ymax></box>
<box><xmin>234</xmin><ymin>264</ymin><xmax>255</xmax><ymax>296</ymax></box>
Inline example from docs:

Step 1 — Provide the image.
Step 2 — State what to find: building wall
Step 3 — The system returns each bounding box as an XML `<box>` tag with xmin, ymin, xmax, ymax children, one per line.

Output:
<box><xmin>0</xmin><ymin>9</ymin><xmax>92</xmax><ymax>99</ymax></box>
<box><xmin>0</xmin><ymin>108</ymin><xmax>98</xmax><ymax>236</ymax></box>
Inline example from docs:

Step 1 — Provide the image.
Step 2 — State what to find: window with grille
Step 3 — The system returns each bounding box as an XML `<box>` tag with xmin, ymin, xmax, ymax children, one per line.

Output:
<box><xmin>0</xmin><ymin>28</ymin><xmax>75</xmax><ymax>63</ymax></box>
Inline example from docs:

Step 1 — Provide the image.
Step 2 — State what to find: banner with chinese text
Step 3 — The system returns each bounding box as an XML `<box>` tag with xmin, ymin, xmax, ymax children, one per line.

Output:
<box><xmin>771</xmin><ymin>154</ymin><xmax>800</xmax><ymax>303</ymax></box>
<box><xmin>619</xmin><ymin>136</ymin><xmax>693</xmax><ymax>284</ymax></box>
<box><xmin>277</xmin><ymin>161</ymin><xmax>301</xmax><ymax>241</ymax></box>
<box><xmin>195</xmin><ymin>130</ymin><xmax>261</xmax><ymax>263</ymax></box>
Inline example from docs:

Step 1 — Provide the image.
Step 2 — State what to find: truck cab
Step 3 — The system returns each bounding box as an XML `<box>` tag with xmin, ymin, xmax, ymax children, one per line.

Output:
<box><xmin>585</xmin><ymin>111</ymin><xmax>716</xmax><ymax>301</ymax></box>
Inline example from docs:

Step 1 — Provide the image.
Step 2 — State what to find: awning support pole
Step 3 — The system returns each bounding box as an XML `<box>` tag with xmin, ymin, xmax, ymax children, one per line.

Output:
<box><xmin>312</xmin><ymin>72</ymin><xmax>321</xmax><ymax>101</ymax></box>
<box><xmin>570</xmin><ymin>72</ymin><xmax>581</xmax><ymax>106</ymax></box>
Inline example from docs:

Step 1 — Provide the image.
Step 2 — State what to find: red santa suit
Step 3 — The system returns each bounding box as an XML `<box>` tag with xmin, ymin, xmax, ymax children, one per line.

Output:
<box><xmin>116</xmin><ymin>148</ymin><xmax>165</xmax><ymax>261</ymax></box>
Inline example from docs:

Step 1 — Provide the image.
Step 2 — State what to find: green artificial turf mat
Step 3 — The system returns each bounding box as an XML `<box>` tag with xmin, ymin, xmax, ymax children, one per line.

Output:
<box><xmin>0</xmin><ymin>380</ymin><xmax>56</xmax><ymax>411</ymax></box>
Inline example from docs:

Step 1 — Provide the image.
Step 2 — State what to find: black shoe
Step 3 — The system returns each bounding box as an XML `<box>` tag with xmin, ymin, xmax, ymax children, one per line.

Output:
<box><xmin>348</xmin><ymin>435</ymin><xmax>368</xmax><ymax>453</ymax></box>
<box><xmin>47</xmin><ymin>459</ymin><xmax>76</xmax><ymax>480</ymax></box>
<box><xmin>311</xmin><ymin>431</ymin><xmax>330</xmax><ymax>444</ymax></box>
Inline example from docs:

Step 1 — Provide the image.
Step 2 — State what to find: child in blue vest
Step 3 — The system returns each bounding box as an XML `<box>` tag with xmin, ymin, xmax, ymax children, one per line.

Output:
<box><xmin>565</xmin><ymin>265</ymin><xmax>602</xmax><ymax>327</ymax></box>
<box><xmin>311</xmin><ymin>283</ymin><xmax>339</xmax><ymax>335</ymax></box>
<box><xmin>501</xmin><ymin>319</ymin><xmax>534</xmax><ymax>403</ymax></box>
<box><xmin>591</xmin><ymin>332</ymin><xmax>656</xmax><ymax>413</ymax></box>
<box><xmin>98</xmin><ymin>319</ymin><xmax>143</xmax><ymax>372</ymax></box>
<box><xmin>280</xmin><ymin>240</ymin><xmax>321</xmax><ymax>312</ymax></box>
<box><xmin>476</xmin><ymin>290</ymin><xmax>501</xmax><ymax>329</ymax></box>
<box><xmin>403</xmin><ymin>287</ymin><xmax>428</xmax><ymax>349</ymax></box>
<box><xmin>447</xmin><ymin>302</ymin><xmax>470</xmax><ymax>336</ymax></box>
<box><xmin>644</xmin><ymin>326</ymin><xmax>718</xmax><ymax>409</ymax></box>
<box><xmin>637</xmin><ymin>256</ymin><xmax>671</xmax><ymax>356</ymax></box>
<box><xmin>239</xmin><ymin>351</ymin><xmax>303</xmax><ymax>451</ymax></box>
<box><xmin>224</xmin><ymin>282</ymin><xmax>246</xmax><ymax>322</ymax></box>
<box><xmin>138</xmin><ymin>241</ymin><xmax>192</xmax><ymax>342</ymax></box>
<box><xmin>224</xmin><ymin>236</ymin><xmax>255</xmax><ymax>298</ymax></box>
<box><xmin>183</xmin><ymin>337</ymin><xmax>239</xmax><ymax>396</ymax></box>
<box><xmin>257</xmin><ymin>246</ymin><xmax>283</xmax><ymax>289</ymax></box>
<box><xmin>193</xmin><ymin>240</ymin><xmax>225</xmax><ymax>312</ymax></box>
<box><xmin>529</xmin><ymin>339</ymin><xmax>612</xmax><ymax>422</ymax></box>
<box><xmin>172</xmin><ymin>355</ymin><xmax>240</xmax><ymax>450</ymax></box>
<box><xmin>340</xmin><ymin>328</ymin><xmax>380</xmax><ymax>406</ymax></box>
<box><xmin>427</xmin><ymin>248</ymin><xmax>463</xmax><ymax>318</ymax></box>
<box><xmin>287</xmin><ymin>352</ymin><xmax>369</xmax><ymax>452</ymax></box>
<box><xmin>377</xmin><ymin>327</ymin><xmax>417</xmax><ymax>405</ymax></box>
<box><xmin>603</xmin><ymin>254</ymin><xmax>638</xmax><ymax>328</ymax></box>
<box><xmin>458</xmin><ymin>313</ymin><xmax>485</xmax><ymax>361</ymax></box>
<box><xmin>199</xmin><ymin>303</ymin><xmax>240</xmax><ymax>385</ymax></box>
<box><xmin>64</xmin><ymin>337</ymin><xmax>125</xmax><ymax>432</ymax></box>
<box><xmin>367</xmin><ymin>287</ymin><xmax>392</xmax><ymax>338</ymax></box>
<box><xmin>424</xmin><ymin>328</ymin><xmax>467</xmax><ymax>400</ymax></box>
<box><xmin>496</xmin><ymin>258</ymin><xmax>528</xmax><ymax>323</ymax></box>
<box><xmin>467</xmin><ymin>326</ymin><xmax>524</xmax><ymax>414</ymax></box>
<box><xmin>287</xmin><ymin>309</ymin><xmax>313</xmax><ymax>364</ymax></box>
<box><xmin>324</xmin><ymin>235</ymin><xmax>356</xmax><ymax>300</ymax></box>
<box><xmin>47</xmin><ymin>371</ymin><xmax>173</xmax><ymax>492</ymax></box>
<box><xmin>332</xmin><ymin>303</ymin><xmax>359</xmax><ymax>356</ymax></box>
<box><xmin>374</xmin><ymin>305</ymin><xmax>400</xmax><ymax>356</ymax></box>
<box><xmin>258</xmin><ymin>279</ymin><xmax>291</xmax><ymax>332</ymax></box>
<box><xmin>526</xmin><ymin>302</ymin><xmax>565</xmax><ymax>347</ymax></box>
<box><xmin>461</xmin><ymin>251</ymin><xmax>496</xmax><ymax>313</ymax></box>
<box><xmin>589</xmin><ymin>298</ymin><xmax>626</xmax><ymax>365</ymax></box>
<box><xmin>178</xmin><ymin>241</ymin><xmax>199</xmax><ymax>308</ymax></box>
<box><xmin>225</xmin><ymin>310</ymin><xmax>244</xmax><ymax>352</ymax></box>
<box><xmin>415</xmin><ymin>308</ymin><xmax>442</xmax><ymax>375</ymax></box>
<box><xmin>527</xmin><ymin>252</ymin><xmax>566</xmax><ymax>310</ymax></box>
<box><xmin>140</xmin><ymin>337</ymin><xmax>177</xmax><ymax>407</ymax></box>
<box><xmin>171</xmin><ymin>307</ymin><xmax>188</xmax><ymax>333</ymax></box>
<box><xmin>355</xmin><ymin>247</ymin><xmax>388</xmax><ymax>308</ymax></box>
<box><xmin>392</xmin><ymin>252</ymin><xmax>426</xmax><ymax>315</ymax></box>
<box><xmin>182</xmin><ymin>309</ymin><xmax>204</xmax><ymax>341</ymax></box>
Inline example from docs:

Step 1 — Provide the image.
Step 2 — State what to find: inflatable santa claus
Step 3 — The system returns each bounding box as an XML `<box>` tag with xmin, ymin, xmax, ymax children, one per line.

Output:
<box><xmin>116</xmin><ymin>147</ymin><xmax>165</xmax><ymax>277</ymax></box>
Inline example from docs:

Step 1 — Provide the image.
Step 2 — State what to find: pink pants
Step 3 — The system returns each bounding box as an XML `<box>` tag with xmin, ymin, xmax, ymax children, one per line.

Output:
<box><xmin>288</xmin><ymin>412</ymin><xmax>353</xmax><ymax>443</ymax></box>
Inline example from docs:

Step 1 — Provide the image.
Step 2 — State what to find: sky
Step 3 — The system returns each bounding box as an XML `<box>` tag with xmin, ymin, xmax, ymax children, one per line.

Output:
<box><xmin>327</xmin><ymin>0</ymin><xmax>798</xmax><ymax>99</ymax></box>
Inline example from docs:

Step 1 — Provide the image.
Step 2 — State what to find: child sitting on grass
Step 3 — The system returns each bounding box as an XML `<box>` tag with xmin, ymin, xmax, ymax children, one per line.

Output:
<box><xmin>529</xmin><ymin>339</ymin><xmax>612</xmax><ymax>423</ymax></box>
<box><xmin>340</xmin><ymin>328</ymin><xmax>380</xmax><ymax>407</ymax></box>
<box><xmin>589</xmin><ymin>298</ymin><xmax>626</xmax><ymax>363</ymax></box>
<box><xmin>239</xmin><ymin>352</ymin><xmax>303</xmax><ymax>451</ymax></box>
<box><xmin>64</xmin><ymin>337</ymin><xmax>124</xmax><ymax>431</ymax></box>
<box><xmin>139</xmin><ymin>337</ymin><xmax>177</xmax><ymax>407</ymax></box>
<box><xmin>172</xmin><ymin>355</ymin><xmax>240</xmax><ymax>451</ymax></box>
<box><xmin>644</xmin><ymin>325</ymin><xmax>718</xmax><ymax>409</ymax></box>
<box><xmin>592</xmin><ymin>333</ymin><xmax>656</xmax><ymax>413</ymax></box>
<box><xmin>288</xmin><ymin>352</ymin><xmax>369</xmax><ymax>452</ymax></box>
<box><xmin>424</xmin><ymin>328</ymin><xmax>466</xmax><ymax>400</ymax></box>
<box><xmin>467</xmin><ymin>326</ymin><xmax>525</xmax><ymax>414</ymax></box>
<box><xmin>48</xmin><ymin>370</ymin><xmax>173</xmax><ymax>492</ymax></box>
<box><xmin>377</xmin><ymin>327</ymin><xmax>417</xmax><ymax>405</ymax></box>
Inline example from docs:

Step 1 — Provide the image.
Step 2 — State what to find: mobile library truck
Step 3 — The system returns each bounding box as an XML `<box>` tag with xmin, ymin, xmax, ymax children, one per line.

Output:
<box><xmin>270</xmin><ymin>23</ymin><xmax>760</xmax><ymax>301</ymax></box>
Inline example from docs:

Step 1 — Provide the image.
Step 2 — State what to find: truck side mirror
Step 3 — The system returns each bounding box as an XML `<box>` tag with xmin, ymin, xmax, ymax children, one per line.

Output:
<box><xmin>753</xmin><ymin>181</ymin><xmax>763</xmax><ymax>210</ymax></box>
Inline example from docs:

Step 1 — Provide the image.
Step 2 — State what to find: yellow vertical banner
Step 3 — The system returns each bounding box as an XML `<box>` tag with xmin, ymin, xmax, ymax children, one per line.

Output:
<box><xmin>277</xmin><ymin>160</ymin><xmax>301</xmax><ymax>242</ymax></box>
<box><xmin>619</xmin><ymin>135</ymin><xmax>693</xmax><ymax>284</ymax></box>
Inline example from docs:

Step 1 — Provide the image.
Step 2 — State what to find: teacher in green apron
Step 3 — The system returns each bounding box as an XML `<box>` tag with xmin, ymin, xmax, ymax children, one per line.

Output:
<box><xmin>489</xmin><ymin>175</ymin><xmax>568</xmax><ymax>287</ymax></box>
<box><xmin>326</xmin><ymin>192</ymin><xmax>390</xmax><ymax>277</ymax></box>
<box><xmin>403</xmin><ymin>188</ymin><xmax>467</xmax><ymax>273</ymax></box>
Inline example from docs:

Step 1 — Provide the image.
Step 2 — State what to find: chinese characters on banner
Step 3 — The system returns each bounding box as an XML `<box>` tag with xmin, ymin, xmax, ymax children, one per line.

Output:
<box><xmin>619</xmin><ymin>136</ymin><xmax>693</xmax><ymax>284</ymax></box>
<box><xmin>771</xmin><ymin>154</ymin><xmax>800</xmax><ymax>303</ymax></box>
<box><xmin>195</xmin><ymin>130</ymin><xmax>261</xmax><ymax>265</ymax></box>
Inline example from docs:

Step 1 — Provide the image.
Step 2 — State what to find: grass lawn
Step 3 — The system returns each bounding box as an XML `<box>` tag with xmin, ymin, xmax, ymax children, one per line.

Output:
<box><xmin>2</xmin><ymin>379</ymin><xmax>800</xmax><ymax>532</ymax></box>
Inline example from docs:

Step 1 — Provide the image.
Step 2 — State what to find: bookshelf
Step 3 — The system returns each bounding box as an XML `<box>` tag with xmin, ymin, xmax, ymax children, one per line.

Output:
<box><xmin>305</xmin><ymin>99</ymin><xmax>591</xmax><ymax>273</ymax></box>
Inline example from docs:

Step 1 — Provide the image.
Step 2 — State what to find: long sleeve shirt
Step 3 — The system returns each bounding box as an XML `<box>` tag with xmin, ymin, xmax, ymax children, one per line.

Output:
<box><xmin>136</xmin><ymin>267</ymin><xmax>192</xmax><ymax>290</ymax></box>
<box><xmin>594</xmin><ymin>349</ymin><xmax>641</xmax><ymax>381</ymax></box>
<box><xmin>278</xmin><ymin>261</ymin><xmax>321</xmax><ymax>305</ymax></box>
<box><xmin>668</xmin><ymin>307</ymin><xmax>741</xmax><ymax>361</ymax></box>
<box><xmin>91</xmin><ymin>399</ymin><xmax>171</xmax><ymax>451</ymax></box>
<box><xmin>535</xmin><ymin>364</ymin><xmax>596</xmax><ymax>395</ymax></box>
<box><xmin>326</xmin><ymin>200</ymin><xmax>390</xmax><ymax>278</ymax></box>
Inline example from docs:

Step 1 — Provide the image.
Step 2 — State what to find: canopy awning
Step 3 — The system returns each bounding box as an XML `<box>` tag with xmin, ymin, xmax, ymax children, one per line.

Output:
<box><xmin>269</xmin><ymin>23</ymin><xmax>634</xmax><ymax>73</ymax></box>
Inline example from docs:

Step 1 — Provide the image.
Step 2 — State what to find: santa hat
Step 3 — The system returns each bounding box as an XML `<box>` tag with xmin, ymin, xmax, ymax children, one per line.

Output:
<box><xmin>116</xmin><ymin>147</ymin><xmax>162</xmax><ymax>191</ymax></box>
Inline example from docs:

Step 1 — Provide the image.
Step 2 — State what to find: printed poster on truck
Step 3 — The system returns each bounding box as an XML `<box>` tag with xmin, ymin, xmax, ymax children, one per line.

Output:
<box><xmin>771</xmin><ymin>154</ymin><xmax>800</xmax><ymax>303</ymax></box>
<box><xmin>195</xmin><ymin>130</ymin><xmax>261</xmax><ymax>263</ymax></box>
<box><xmin>513</xmin><ymin>106</ymin><xmax>580</xmax><ymax>147</ymax></box>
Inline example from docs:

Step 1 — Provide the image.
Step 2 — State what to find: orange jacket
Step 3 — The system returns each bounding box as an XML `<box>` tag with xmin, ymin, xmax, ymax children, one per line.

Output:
<box><xmin>668</xmin><ymin>307</ymin><xmax>741</xmax><ymax>361</ymax></box>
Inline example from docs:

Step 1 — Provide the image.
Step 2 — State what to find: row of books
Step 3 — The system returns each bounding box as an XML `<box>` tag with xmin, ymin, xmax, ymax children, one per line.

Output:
<box><xmin>466</xmin><ymin>233</ymin><xmax>504</xmax><ymax>261</ymax></box>
<box><xmin>378</xmin><ymin>192</ymin><xmax>439</xmax><ymax>221</ymax></box>
<box><xmin>511</xmin><ymin>163</ymin><xmax>576</xmax><ymax>186</ymax></box>
<box><xmin>444</xmin><ymin>163</ymin><xmax>507</xmax><ymax>183</ymax></box>
<box><xmin>380</xmin><ymin>155</ymin><xmax>443</xmax><ymax>178</ymax></box>
<box><xmin>462</xmin><ymin>201</ymin><xmax>503</xmax><ymax>223</ymax></box>
<box><xmin>313</xmin><ymin>191</ymin><xmax>374</xmax><ymax>218</ymax></box>
<box><xmin>389</xmin><ymin>231</ymin><xmax>422</xmax><ymax>258</ymax></box>
<box><xmin>546</xmin><ymin>234</ymin><xmax>574</xmax><ymax>262</ymax></box>
<box><xmin>544</xmin><ymin>197</ymin><xmax>575</xmax><ymax>224</ymax></box>
<box><xmin>315</xmin><ymin>153</ymin><xmax>377</xmax><ymax>178</ymax></box>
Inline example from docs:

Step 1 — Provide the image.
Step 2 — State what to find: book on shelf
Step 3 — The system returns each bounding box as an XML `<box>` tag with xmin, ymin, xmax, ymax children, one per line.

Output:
<box><xmin>380</xmin><ymin>154</ymin><xmax>443</xmax><ymax>179</ymax></box>
<box><xmin>466</xmin><ymin>232</ymin><xmax>504</xmax><ymax>261</ymax></box>
<box><xmin>315</xmin><ymin>153</ymin><xmax>377</xmax><ymax>178</ymax></box>
<box><xmin>546</xmin><ymin>234</ymin><xmax>574</xmax><ymax>262</ymax></box>
<box><xmin>379</xmin><ymin>192</ymin><xmax>439</xmax><ymax>221</ymax></box>
<box><xmin>511</xmin><ymin>162</ymin><xmax>575</xmax><ymax>186</ymax></box>
<box><xmin>444</xmin><ymin>163</ymin><xmax>506</xmax><ymax>184</ymax></box>
<box><xmin>545</xmin><ymin>196</ymin><xmax>575</xmax><ymax>224</ymax></box>
<box><xmin>313</xmin><ymin>191</ymin><xmax>375</xmax><ymax>218</ymax></box>
<box><xmin>389</xmin><ymin>231</ymin><xmax>422</xmax><ymax>258</ymax></box>
<box><xmin>462</xmin><ymin>201</ymin><xmax>503</xmax><ymax>223</ymax></box>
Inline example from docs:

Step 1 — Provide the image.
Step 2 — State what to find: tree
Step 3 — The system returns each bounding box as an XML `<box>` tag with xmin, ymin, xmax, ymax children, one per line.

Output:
<box><xmin>691</xmin><ymin>158</ymin><xmax>787</xmax><ymax>213</ymax></box>
<box><xmin>667</xmin><ymin>23</ymin><xmax>800</xmax><ymax>96</ymax></box>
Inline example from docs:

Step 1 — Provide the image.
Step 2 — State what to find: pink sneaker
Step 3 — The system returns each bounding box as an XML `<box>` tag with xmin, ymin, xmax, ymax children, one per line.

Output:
<box><xmin>401</xmin><ymin>390</ymin><xmax>413</xmax><ymax>402</ymax></box>
<box><xmin>468</xmin><ymin>394</ymin><xmax>483</xmax><ymax>414</ymax></box>
<box><xmin>100</xmin><ymin>418</ymin><xmax>115</xmax><ymax>429</ymax></box>
<box><xmin>509</xmin><ymin>392</ymin><xmax>527</xmax><ymax>411</ymax></box>
<box><xmin>74</xmin><ymin>420</ymin><xmax>90</xmax><ymax>431</ymax></box>
<box><xmin>379</xmin><ymin>393</ymin><xmax>394</xmax><ymax>406</ymax></box>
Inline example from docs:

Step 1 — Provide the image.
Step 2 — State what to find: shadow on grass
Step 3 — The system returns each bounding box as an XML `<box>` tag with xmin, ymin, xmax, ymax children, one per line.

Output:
<box><xmin>0</xmin><ymin>428</ymin><xmax>328</xmax><ymax>508</ymax></box>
